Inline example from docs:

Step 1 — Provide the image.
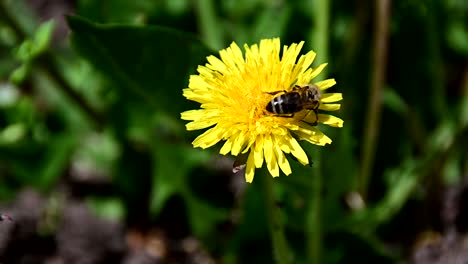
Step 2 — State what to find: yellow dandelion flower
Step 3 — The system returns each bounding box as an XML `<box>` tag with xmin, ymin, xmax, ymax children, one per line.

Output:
<box><xmin>181</xmin><ymin>38</ymin><xmax>343</xmax><ymax>183</ymax></box>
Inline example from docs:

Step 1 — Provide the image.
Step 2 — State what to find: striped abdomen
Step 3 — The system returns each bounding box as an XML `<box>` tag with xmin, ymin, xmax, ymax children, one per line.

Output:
<box><xmin>266</xmin><ymin>92</ymin><xmax>303</xmax><ymax>114</ymax></box>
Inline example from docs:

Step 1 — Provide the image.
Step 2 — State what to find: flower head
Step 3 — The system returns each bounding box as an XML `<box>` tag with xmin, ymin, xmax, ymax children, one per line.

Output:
<box><xmin>181</xmin><ymin>38</ymin><xmax>343</xmax><ymax>182</ymax></box>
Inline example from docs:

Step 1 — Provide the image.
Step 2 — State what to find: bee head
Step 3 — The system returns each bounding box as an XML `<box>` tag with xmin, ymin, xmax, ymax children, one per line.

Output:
<box><xmin>306</xmin><ymin>85</ymin><xmax>321</xmax><ymax>101</ymax></box>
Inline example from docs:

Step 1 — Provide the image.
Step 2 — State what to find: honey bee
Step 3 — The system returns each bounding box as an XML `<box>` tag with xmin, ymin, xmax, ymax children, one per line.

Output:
<box><xmin>266</xmin><ymin>84</ymin><xmax>321</xmax><ymax>125</ymax></box>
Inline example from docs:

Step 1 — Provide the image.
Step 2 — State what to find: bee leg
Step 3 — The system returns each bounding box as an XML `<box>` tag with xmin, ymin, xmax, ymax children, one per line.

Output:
<box><xmin>311</xmin><ymin>109</ymin><xmax>319</xmax><ymax>126</ymax></box>
<box><xmin>266</xmin><ymin>90</ymin><xmax>287</xmax><ymax>96</ymax></box>
<box><xmin>302</xmin><ymin>110</ymin><xmax>319</xmax><ymax>126</ymax></box>
<box><xmin>273</xmin><ymin>113</ymin><xmax>295</xmax><ymax>118</ymax></box>
<box><xmin>292</xmin><ymin>85</ymin><xmax>302</xmax><ymax>91</ymax></box>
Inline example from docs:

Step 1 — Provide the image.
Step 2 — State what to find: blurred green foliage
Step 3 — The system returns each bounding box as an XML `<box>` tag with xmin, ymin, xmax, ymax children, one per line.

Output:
<box><xmin>0</xmin><ymin>0</ymin><xmax>467</xmax><ymax>263</ymax></box>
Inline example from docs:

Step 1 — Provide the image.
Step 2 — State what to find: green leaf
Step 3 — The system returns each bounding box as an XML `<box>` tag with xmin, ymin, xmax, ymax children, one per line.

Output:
<box><xmin>150</xmin><ymin>139</ymin><xmax>211</xmax><ymax>215</ymax></box>
<box><xmin>87</xmin><ymin>196</ymin><xmax>125</xmax><ymax>221</ymax></box>
<box><xmin>185</xmin><ymin>194</ymin><xmax>228</xmax><ymax>239</ymax></box>
<box><xmin>447</xmin><ymin>21</ymin><xmax>468</xmax><ymax>56</ymax></box>
<box><xmin>9</xmin><ymin>62</ymin><xmax>31</xmax><ymax>85</ymax></box>
<box><xmin>383</xmin><ymin>87</ymin><xmax>408</xmax><ymax>115</ymax></box>
<box><xmin>67</xmin><ymin>16</ymin><xmax>212</xmax><ymax>116</ymax></box>
<box><xmin>14</xmin><ymin>40</ymin><xmax>34</xmax><ymax>61</ymax></box>
<box><xmin>31</xmin><ymin>20</ymin><xmax>55</xmax><ymax>56</ymax></box>
<box><xmin>0</xmin><ymin>123</ymin><xmax>26</xmax><ymax>145</ymax></box>
<box><xmin>9</xmin><ymin>21</ymin><xmax>55</xmax><ymax>85</ymax></box>
<box><xmin>150</xmin><ymin>135</ymin><xmax>224</xmax><ymax>239</ymax></box>
<box><xmin>13</xmin><ymin>21</ymin><xmax>55</xmax><ymax>62</ymax></box>
<box><xmin>3</xmin><ymin>132</ymin><xmax>77</xmax><ymax>189</ymax></box>
<box><xmin>76</xmin><ymin>0</ymin><xmax>159</xmax><ymax>24</ymax></box>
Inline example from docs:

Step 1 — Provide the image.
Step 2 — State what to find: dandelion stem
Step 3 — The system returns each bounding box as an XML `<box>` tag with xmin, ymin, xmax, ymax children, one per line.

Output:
<box><xmin>359</xmin><ymin>0</ymin><xmax>391</xmax><ymax>198</ymax></box>
<box><xmin>308</xmin><ymin>0</ymin><xmax>329</xmax><ymax>66</ymax></box>
<box><xmin>306</xmin><ymin>150</ymin><xmax>322</xmax><ymax>263</ymax></box>
<box><xmin>306</xmin><ymin>0</ymin><xmax>330</xmax><ymax>262</ymax></box>
<box><xmin>259</xmin><ymin>171</ymin><xmax>292</xmax><ymax>264</ymax></box>
<box><xmin>194</xmin><ymin>0</ymin><xmax>224</xmax><ymax>50</ymax></box>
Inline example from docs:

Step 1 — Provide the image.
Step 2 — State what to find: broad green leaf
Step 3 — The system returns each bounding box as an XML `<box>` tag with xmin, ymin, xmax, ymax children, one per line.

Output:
<box><xmin>77</xmin><ymin>0</ymin><xmax>159</xmax><ymax>24</ymax></box>
<box><xmin>150</xmin><ymin>138</ymin><xmax>211</xmax><ymax>215</ymax></box>
<box><xmin>150</xmin><ymin>134</ymin><xmax>223</xmax><ymax>239</ymax></box>
<box><xmin>67</xmin><ymin>16</ymin><xmax>212</xmax><ymax>117</ymax></box>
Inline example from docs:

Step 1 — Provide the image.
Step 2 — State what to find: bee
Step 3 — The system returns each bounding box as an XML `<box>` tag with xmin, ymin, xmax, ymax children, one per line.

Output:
<box><xmin>265</xmin><ymin>84</ymin><xmax>321</xmax><ymax>125</ymax></box>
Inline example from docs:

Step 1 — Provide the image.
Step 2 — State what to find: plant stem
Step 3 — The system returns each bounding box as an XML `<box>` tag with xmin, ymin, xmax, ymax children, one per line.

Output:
<box><xmin>306</xmin><ymin>0</ymin><xmax>330</xmax><ymax>262</ymax></box>
<box><xmin>426</xmin><ymin>0</ymin><xmax>447</xmax><ymax>121</ymax></box>
<box><xmin>359</xmin><ymin>0</ymin><xmax>391</xmax><ymax>199</ymax></box>
<box><xmin>194</xmin><ymin>0</ymin><xmax>224</xmax><ymax>50</ymax></box>
<box><xmin>308</xmin><ymin>0</ymin><xmax>330</xmax><ymax>67</ymax></box>
<box><xmin>306</xmin><ymin>150</ymin><xmax>322</xmax><ymax>263</ymax></box>
<box><xmin>259</xmin><ymin>171</ymin><xmax>292</xmax><ymax>264</ymax></box>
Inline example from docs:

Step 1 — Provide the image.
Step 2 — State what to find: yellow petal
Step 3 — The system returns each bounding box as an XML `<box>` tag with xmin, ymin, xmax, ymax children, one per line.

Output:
<box><xmin>206</xmin><ymin>55</ymin><xmax>227</xmax><ymax>74</ymax></box>
<box><xmin>298</xmin><ymin>50</ymin><xmax>316</xmax><ymax>72</ymax></box>
<box><xmin>273</xmin><ymin>136</ymin><xmax>292</xmax><ymax>175</ymax></box>
<box><xmin>277</xmin><ymin>135</ymin><xmax>292</xmax><ymax>153</ymax></box>
<box><xmin>219</xmin><ymin>136</ymin><xmax>234</xmax><ymax>155</ymax></box>
<box><xmin>263</xmin><ymin>134</ymin><xmax>279</xmax><ymax>177</ymax></box>
<box><xmin>321</xmin><ymin>93</ymin><xmax>343</xmax><ymax>103</ymax></box>
<box><xmin>197</xmin><ymin>65</ymin><xmax>214</xmax><ymax>77</ymax></box>
<box><xmin>181</xmin><ymin>109</ymin><xmax>202</xmax><ymax>120</ymax></box>
<box><xmin>220</xmin><ymin>49</ymin><xmax>241</xmax><ymax>74</ymax></box>
<box><xmin>293</xmin><ymin>128</ymin><xmax>332</xmax><ymax>146</ymax></box>
<box><xmin>294</xmin><ymin>121</ymin><xmax>318</xmax><ymax>135</ymax></box>
<box><xmin>291</xmin><ymin>50</ymin><xmax>316</xmax><ymax>84</ymax></box>
<box><xmin>310</xmin><ymin>63</ymin><xmax>327</xmax><ymax>80</ymax></box>
<box><xmin>288</xmin><ymin>137</ymin><xmax>309</xmax><ymax>165</ymax></box>
<box><xmin>254</xmin><ymin>135</ymin><xmax>264</xmax><ymax>168</ymax></box>
<box><xmin>229</xmin><ymin>41</ymin><xmax>244</xmax><ymax>62</ymax></box>
<box><xmin>241</xmin><ymin>134</ymin><xmax>255</xmax><ymax>154</ymax></box>
<box><xmin>315</xmin><ymin>79</ymin><xmax>336</xmax><ymax>90</ymax></box>
<box><xmin>318</xmin><ymin>114</ymin><xmax>344</xmax><ymax>127</ymax></box>
<box><xmin>192</xmin><ymin>126</ymin><xmax>223</xmax><ymax>149</ymax></box>
<box><xmin>182</xmin><ymin>109</ymin><xmax>220</xmax><ymax>129</ymax></box>
<box><xmin>231</xmin><ymin>130</ymin><xmax>248</xmax><ymax>155</ymax></box>
<box><xmin>185</xmin><ymin>120</ymin><xmax>217</xmax><ymax>130</ymax></box>
<box><xmin>319</xmin><ymin>103</ymin><xmax>341</xmax><ymax>111</ymax></box>
<box><xmin>245</xmin><ymin>150</ymin><xmax>255</xmax><ymax>183</ymax></box>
